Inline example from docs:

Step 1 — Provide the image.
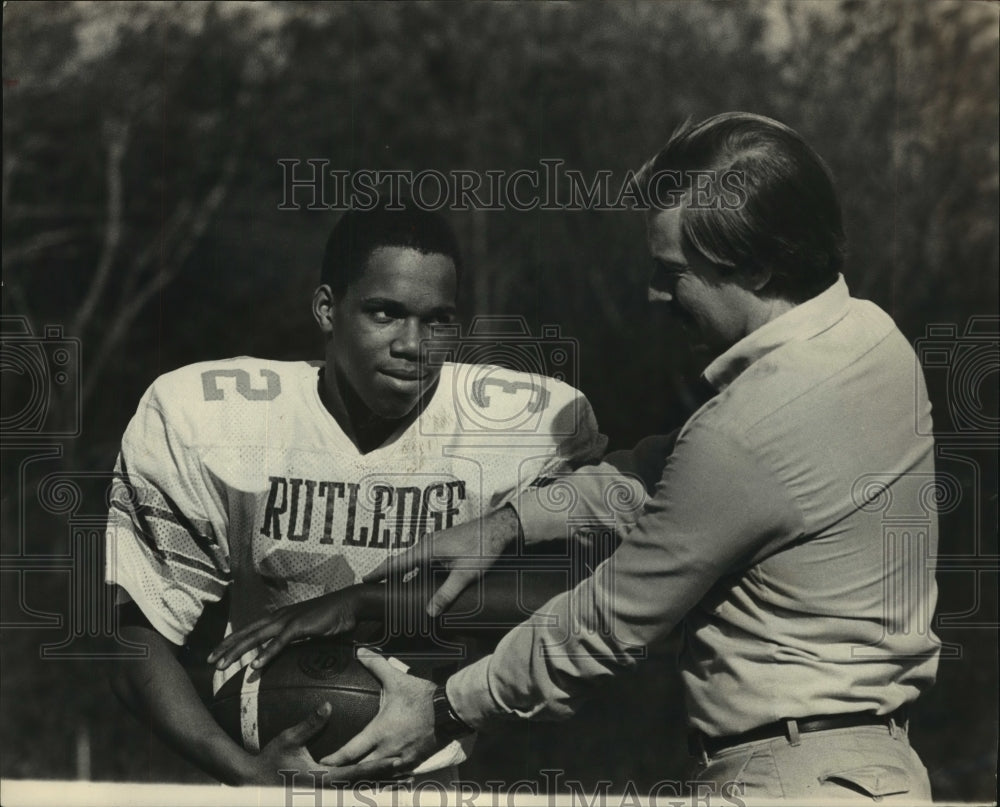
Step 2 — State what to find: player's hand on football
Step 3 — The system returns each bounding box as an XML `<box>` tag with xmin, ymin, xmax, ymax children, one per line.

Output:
<box><xmin>243</xmin><ymin>701</ymin><xmax>403</xmax><ymax>786</ymax></box>
<box><xmin>363</xmin><ymin>504</ymin><xmax>521</xmax><ymax>617</ymax></box>
<box><xmin>320</xmin><ymin>648</ymin><xmax>438</xmax><ymax>773</ymax></box>
<box><xmin>208</xmin><ymin>586</ymin><xmax>370</xmax><ymax>671</ymax></box>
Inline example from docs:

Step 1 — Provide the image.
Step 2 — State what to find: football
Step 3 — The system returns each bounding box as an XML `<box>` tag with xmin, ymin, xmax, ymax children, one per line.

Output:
<box><xmin>210</xmin><ymin>637</ymin><xmax>459</xmax><ymax>760</ymax></box>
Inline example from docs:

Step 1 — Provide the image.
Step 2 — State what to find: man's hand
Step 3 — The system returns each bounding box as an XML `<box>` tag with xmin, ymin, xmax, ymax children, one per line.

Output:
<box><xmin>208</xmin><ymin>585</ymin><xmax>376</xmax><ymax>671</ymax></box>
<box><xmin>321</xmin><ymin>648</ymin><xmax>438</xmax><ymax>772</ymax></box>
<box><xmin>111</xmin><ymin>615</ymin><xmax>400</xmax><ymax>787</ymax></box>
<box><xmin>242</xmin><ymin>701</ymin><xmax>403</xmax><ymax>786</ymax></box>
<box><xmin>363</xmin><ymin>504</ymin><xmax>522</xmax><ymax>616</ymax></box>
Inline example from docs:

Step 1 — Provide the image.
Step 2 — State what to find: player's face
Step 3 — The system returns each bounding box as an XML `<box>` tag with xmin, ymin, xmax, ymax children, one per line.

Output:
<box><xmin>645</xmin><ymin>206</ymin><xmax>753</xmax><ymax>352</ymax></box>
<box><xmin>327</xmin><ymin>247</ymin><xmax>458</xmax><ymax>420</ymax></box>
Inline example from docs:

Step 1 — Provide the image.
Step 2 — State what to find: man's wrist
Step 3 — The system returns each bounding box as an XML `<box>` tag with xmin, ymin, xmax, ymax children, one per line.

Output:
<box><xmin>432</xmin><ymin>684</ymin><xmax>474</xmax><ymax>742</ymax></box>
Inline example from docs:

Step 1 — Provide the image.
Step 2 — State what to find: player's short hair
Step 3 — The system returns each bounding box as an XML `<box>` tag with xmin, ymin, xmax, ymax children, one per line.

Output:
<box><xmin>321</xmin><ymin>199</ymin><xmax>463</xmax><ymax>294</ymax></box>
<box><xmin>639</xmin><ymin>112</ymin><xmax>845</xmax><ymax>302</ymax></box>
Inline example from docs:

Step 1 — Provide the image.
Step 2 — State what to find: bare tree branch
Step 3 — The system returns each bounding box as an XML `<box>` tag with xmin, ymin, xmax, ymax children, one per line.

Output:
<box><xmin>71</xmin><ymin>118</ymin><xmax>129</xmax><ymax>336</ymax></box>
<box><xmin>81</xmin><ymin>139</ymin><xmax>244</xmax><ymax>408</ymax></box>
<box><xmin>119</xmin><ymin>200</ymin><xmax>194</xmax><ymax>302</ymax></box>
<box><xmin>1</xmin><ymin>228</ymin><xmax>80</xmax><ymax>270</ymax></box>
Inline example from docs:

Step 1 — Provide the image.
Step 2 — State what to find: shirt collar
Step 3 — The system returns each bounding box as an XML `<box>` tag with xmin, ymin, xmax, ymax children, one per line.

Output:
<box><xmin>702</xmin><ymin>275</ymin><xmax>851</xmax><ymax>392</ymax></box>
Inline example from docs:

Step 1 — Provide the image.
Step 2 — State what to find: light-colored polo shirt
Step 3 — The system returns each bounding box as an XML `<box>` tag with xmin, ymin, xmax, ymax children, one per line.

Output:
<box><xmin>447</xmin><ymin>276</ymin><xmax>940</xmax><ymax>737</ymax></box>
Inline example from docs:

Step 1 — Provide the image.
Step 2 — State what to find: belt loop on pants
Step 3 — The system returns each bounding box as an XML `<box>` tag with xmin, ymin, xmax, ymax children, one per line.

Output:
<box><xmin>687</xmin><ymin>733</ymin><xmax>710</xmax><ymax>766</ymax></box>
<box><xmin>889</xmin><ymin>704</ymin><xmax>910</xmax><ymax>739</ymax></box>
<box><xmin>785</xmin><ymin>718</ymin><xmax>801</xmax><ymax>747</ymax></box>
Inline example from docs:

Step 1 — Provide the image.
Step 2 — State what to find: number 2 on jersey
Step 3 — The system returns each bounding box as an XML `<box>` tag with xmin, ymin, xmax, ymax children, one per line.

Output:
<box><xmin>201</xmin><ymin>369</ymin><xmax>281</xmax><ymax>401</ymax></box>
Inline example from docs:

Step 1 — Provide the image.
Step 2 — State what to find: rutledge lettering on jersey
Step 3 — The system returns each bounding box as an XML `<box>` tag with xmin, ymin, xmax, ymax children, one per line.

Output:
<box><xmin>260</xmin><ymin>475</ymin><xmax>467</xmax><ymax>549</ymax></box>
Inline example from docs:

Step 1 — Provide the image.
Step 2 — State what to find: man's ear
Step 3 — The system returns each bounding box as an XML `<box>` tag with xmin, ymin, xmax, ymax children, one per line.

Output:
<box><xmin>313</xmin><ymin>285</ymin><xmax>336</xmax><ymax>334</ymax></box>
<box><xmin>744</xmin><ymin>264</ymin><xmax>773</xmax><ymax>293</ymax></box>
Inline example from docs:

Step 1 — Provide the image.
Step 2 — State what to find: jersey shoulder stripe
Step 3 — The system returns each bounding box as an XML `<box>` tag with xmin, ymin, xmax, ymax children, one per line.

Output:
<box><xmin>110</xmin><ymin>455</ymin><xmax>230</xmax><ymax>579</ymax></box>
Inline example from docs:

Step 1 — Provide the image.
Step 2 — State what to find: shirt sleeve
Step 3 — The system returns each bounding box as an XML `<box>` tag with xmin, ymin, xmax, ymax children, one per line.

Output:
<box><xmin>486</xmin><ymin>386</ymin><xmax>610</xmax><ymax>512</ymax></box>
<box><xmin>104</xmin><ymin>384</ymin><xmax>231</xmax><ymax>645</ymax></box>
<box><xmin>447</xmin><ymin>422</ymin><xmax>802</xmax><ymax>727</ymax></box>
<box><xmin>514</xmin><ymin>431</ymin><xmax>680</xmax><ymax>545</ymax></box>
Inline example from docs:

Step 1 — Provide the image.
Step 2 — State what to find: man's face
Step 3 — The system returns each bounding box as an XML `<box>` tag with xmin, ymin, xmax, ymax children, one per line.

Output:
<box><xmin>327</xmin><ymin>246</ymin><xmax>457</xmax><ymax>420</ymax></box>
<box><xmin>646</xmin><ymin>206</ymin><xmax>753</xmax><ymax>352</ymax></box>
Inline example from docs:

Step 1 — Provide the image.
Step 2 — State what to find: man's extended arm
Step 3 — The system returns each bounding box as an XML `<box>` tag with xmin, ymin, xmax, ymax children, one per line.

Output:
<box><xmin>364</xmin><ymin>432</ymin><xmax>678</xmax><ymax>613</ymax></box>
<box><xmin>513</xmin><ymin>431</ymin><xmax>678</xmax><ymax>543</ymax></box>
<box><xmin>447</xmin><ymin>424</ymin><xmax>801</xmax><ymax>726</ymax></box>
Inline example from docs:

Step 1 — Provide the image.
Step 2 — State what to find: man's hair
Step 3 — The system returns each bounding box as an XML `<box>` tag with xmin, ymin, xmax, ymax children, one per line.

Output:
<box><xmin>639</xmin><ymin>112</ymin><xmax>845</xmax><ymax>302</ymax></box>
<box><xmin>321</xmin><ymin>199</ymin><xmax>463</xmax><ymax>293</ymax></box>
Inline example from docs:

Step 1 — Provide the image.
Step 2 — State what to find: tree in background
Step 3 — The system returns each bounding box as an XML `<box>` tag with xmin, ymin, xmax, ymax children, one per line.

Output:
<box><xmin>1</xmin><ymin>1</ymin><xmax>996</xmax><ymax>797</ymax></box>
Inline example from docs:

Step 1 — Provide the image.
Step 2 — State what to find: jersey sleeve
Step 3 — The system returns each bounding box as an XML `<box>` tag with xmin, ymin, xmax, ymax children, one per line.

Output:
<box><xmin>533</xmin><ymin>383</ymin><xmax>608</xmax><ymax>474</ymax></box>
<box><xmin>105</xmin><ymin>381</ymin><xmax>231</xmax><ymax>645</ymax></box>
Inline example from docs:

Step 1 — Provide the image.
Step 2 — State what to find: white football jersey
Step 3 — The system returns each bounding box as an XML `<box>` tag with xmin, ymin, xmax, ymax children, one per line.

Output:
<box><xmin>105</xmin><ymin>357</ymin><xmax>606</xmax><ymax>657</ymax></box>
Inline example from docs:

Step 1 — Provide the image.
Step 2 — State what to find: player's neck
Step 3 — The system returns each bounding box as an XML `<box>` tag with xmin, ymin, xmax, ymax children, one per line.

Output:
<box><xmin>318</xmin><ymin>366</ymin><xmax>419</xmax><ymax>454</ymax></box>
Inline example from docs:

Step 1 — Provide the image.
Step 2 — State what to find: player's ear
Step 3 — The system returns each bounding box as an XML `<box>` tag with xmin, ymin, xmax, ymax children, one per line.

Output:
<box><xmin>313</xmin><ymin>285</ymin><xmax>336</xmax><ymax>334</ymax></box>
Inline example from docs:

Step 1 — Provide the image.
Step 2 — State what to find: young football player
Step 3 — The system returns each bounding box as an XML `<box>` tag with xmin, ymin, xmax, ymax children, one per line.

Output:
<box><xmin>106</xmin><ymin>201</ymin><xmax>606</xmax><ymax>786</ymax></box>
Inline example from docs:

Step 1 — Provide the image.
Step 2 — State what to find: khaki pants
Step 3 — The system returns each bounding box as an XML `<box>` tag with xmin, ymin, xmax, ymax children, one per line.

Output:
<box><xmin>688</xmin><ymin>723</ymin><xmax>932</xmax><ymax>803</ymax></box>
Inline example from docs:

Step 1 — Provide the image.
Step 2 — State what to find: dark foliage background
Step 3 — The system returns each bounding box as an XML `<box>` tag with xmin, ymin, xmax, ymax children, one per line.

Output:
<box><xmin>2</xmin><ymin>1</ymin><xmax>997</xmax><ymax>800</ymax></box>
